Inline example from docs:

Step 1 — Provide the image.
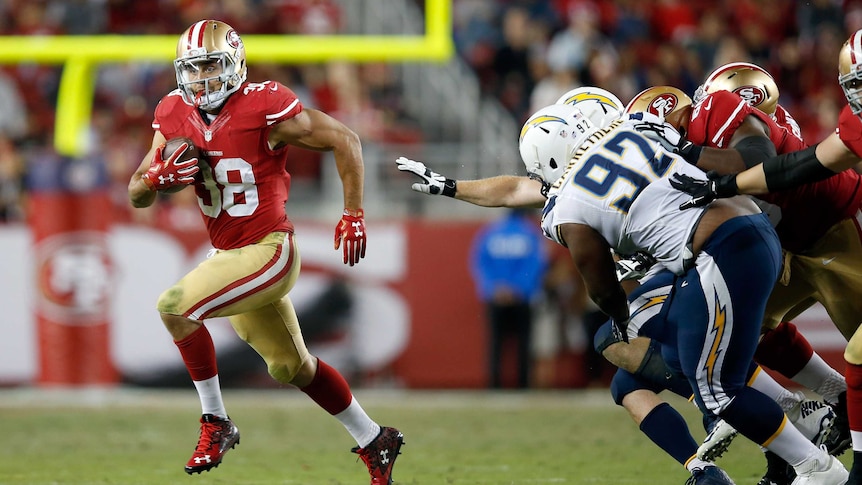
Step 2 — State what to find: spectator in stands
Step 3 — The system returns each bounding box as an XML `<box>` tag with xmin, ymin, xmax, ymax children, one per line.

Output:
<box><xmin>469</xmin><ymin>208</ymin><xmax>549</xmax><ymax>389</ymax></box>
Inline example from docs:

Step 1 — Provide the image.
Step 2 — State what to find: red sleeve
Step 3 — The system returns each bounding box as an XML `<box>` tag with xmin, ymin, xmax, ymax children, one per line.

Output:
<box><xmin>257</xmin><ymin>81</ymin><xmax>303</xmax><ymax>126</ymax></box>
<box><xmin>687</xmin><ymin>91</ymin><xmax>752</xmax><ymax>148</ymax></box>
<box><xmin>838</xmin><ymin>105</ymin><xmax>862</xmax><ymax>158</ymax></box>
<box><xmin>151</xmin><ymin>90</ymin><xmax>187</xmax><ymax>137</ymax></box>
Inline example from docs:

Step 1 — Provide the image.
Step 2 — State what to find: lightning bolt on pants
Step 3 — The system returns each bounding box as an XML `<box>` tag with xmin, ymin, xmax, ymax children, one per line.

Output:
<box><xmin>667</xmin><ymin>214</ymin><xmax>785</xmax><ymax>445</ymax></box>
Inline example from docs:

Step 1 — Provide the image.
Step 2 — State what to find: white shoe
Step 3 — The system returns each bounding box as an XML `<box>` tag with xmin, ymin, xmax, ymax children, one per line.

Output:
<box><xmin>697</xmin><ymin>418</ymin><xmax>739</xmax><ymax>461</ymax></box>
<box><xmin>788</xmin><ymin>399</ymin><xmax>837</xmax><ymax>446</ymax></box>
<box><xmin>791</xmin><ymin>452</ymin><xmax>848</xmax><ymax>484</ymax></box>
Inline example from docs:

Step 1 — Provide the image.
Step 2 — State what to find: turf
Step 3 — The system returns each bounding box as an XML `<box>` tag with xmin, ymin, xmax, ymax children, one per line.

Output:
<box><xmin>0</xmin><ymin>388</ymin><xmax>850</xmax><ymax>484</ymax></box>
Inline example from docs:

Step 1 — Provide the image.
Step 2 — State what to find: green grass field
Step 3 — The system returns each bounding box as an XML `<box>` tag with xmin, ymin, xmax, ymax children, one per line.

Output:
<box><xmin>0</xmin><ymin>388</ymin><xmax>850</xmax><ymax>484</ymax></box>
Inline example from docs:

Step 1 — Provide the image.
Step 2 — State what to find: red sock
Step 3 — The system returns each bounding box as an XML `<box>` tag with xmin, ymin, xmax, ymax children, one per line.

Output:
<box><xmin>300</xmin><ymin>359</ymin><xmax>353</xmax><ymax>415</ymax></box>
<box><xmin>754</xmin><ymin>322</ymin><xmax>813</xmax><ymax>378</ymax></box>
<box><xmin>174</xmin><ymin>325</ymin><xmax>218</xmax><ymax>381</ymax></box>
<box><xmin>846</xmin><ymin>361</ymin><xmax>862</xmax><ymax>434</ymax></box>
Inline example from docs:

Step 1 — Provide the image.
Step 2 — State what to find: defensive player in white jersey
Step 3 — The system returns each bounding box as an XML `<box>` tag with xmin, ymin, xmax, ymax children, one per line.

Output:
<box><xmin>127</xmin><ymin>20</ymin><xmax>403</xmax><ymax>484</ymax></box>
<box><xmin>541</xmin><ymin>108</ymin><xmax>847</xmax><ymax>483</ymax></box>
<box><xmin>399</xmin><ymin>90</ymin><xmax>830</xmax><ymax>484</ymax></box>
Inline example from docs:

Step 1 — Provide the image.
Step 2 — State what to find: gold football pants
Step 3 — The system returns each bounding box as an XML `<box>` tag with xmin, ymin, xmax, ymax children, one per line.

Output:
<box><xmin>156</xmin><ymin>231</ymin><xmax>311</xmax><ymax>383</ymax></box>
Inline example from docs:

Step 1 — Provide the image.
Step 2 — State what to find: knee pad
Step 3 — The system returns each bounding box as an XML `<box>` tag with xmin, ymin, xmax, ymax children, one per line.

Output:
<box><xmin>634</xmin><ymin>339</ymin><xmax>677</xmax><ymax>388</ymax></box>
<box><xmin>634</xmin><ymin>340</ymin><xmax>693</xmax><ymax>399</ymax></box>
<box><xmin>266</xmin><ymin>357</ymin><xmax>305</xmax><ymax>384</ymax></box>
<box><xmin>610</xmin><ymin>369</ymin><xmax>660</xmax><ymax>405</ymax></box>
<box><xmin>155</xmin><ymin>286</ymin><xmax>184</xmax><ymax>315</ymax></box>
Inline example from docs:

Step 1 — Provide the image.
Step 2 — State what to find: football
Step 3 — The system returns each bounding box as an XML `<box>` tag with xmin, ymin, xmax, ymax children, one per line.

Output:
<box><xmin>160</xmin><ymin>136</ymin><xmax>201</xmax><ymax>193</ymax></box>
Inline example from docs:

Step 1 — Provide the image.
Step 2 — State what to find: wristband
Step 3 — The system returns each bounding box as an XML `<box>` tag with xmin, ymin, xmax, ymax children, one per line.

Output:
<box><xmin>679</xmin><ymin>142</ymin><xmax>703</xmax><ymax>165</ymax></box>
<box><xmin>441</xmin><ymin>179</ymin><xmax>457</xmax><ymax>198</ymax></box>
<box><xmin>716</xmin><ymin>175</ymin><xmax>739</xmax><ymax>198</ymax></box>
<box><xmin>343</xmin><ymin>208</ymin><xmax>364</xmax><ymax>217</ymax></box>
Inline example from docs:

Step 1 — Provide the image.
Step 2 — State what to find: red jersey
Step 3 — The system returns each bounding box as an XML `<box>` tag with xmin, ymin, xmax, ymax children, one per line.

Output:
<box><xmin>153</xmin><ymin>81</ymin><xmax>300</xmax><ymax>250</ymax></box>
<box><xmin>837</xmin><ymin>105</ymin><xmax>862</xmax><ymax>158</ymax></box>
<box><xmin>688</xmin><ymin>90</ymin><xmax>862</xmax><ymax>253</ymax></box>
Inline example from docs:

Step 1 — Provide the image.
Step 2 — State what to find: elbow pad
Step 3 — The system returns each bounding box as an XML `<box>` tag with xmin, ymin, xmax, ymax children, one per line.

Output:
<box><xmin>734</xmin><ymin>135</ymin><xmax>777</xmax><ymax>169</ymax></box>
<box><xmin>762</xmin><ymin>145</ymin><xmax>837</xmax><ymax>192</ymax></box>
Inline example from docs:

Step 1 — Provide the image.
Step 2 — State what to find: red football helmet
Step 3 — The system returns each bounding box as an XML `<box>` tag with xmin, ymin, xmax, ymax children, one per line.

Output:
<box><xmin>625</xmin><ymin>85</ymin><xmax>693</xmax><ymax>134</ymax></box>
<box><xmin>839</xmin><ymin>29</ymin><xmax>862</xmax><ymax>114</ymax></box>
<box><xmin>695</xmin><ymin>62</ymin><xmax>779</xmax><ymax>115</ymax></box>
<box><xmin>174</xmin><ymin>20</ymin><xmax>248</xmax><ymax>111</ymax></box>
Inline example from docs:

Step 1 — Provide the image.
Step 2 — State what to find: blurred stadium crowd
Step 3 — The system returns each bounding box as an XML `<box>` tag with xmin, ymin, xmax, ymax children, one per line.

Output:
<box><xmin>0</xmin><ymin>0</ymin><xmax>854</xmax><ymax>227</ymax></box>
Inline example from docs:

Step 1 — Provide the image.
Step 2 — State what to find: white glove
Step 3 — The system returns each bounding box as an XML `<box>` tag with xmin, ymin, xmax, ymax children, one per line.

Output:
<box><xmin>614</xmin><ymin>251</ymin><xmax>656</xmax><ymax>282</ymax></box>
<box><xmin>628</xmin><ymin>112</ymin><xmax>701</xmax><ymax>164</ymax></box>
<box><xmin>395</xmin><ymin>156</ymin><xmax>457</xmax><ymax>197</ymax></box>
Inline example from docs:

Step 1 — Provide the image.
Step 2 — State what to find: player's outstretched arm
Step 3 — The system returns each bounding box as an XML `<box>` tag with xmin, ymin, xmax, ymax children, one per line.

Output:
<box><xmin>734</xmin><ymin>133</ymin><xmax>856</xmax><ymax>194</ymax></box>
<box><xmin>129</xmin><ymin>131</ymin><xmax>168</xmax><ymax>208</ymax></box>
<box><xmin>395</xmin><ymin>157</ymin><xmax>546</xmax><ymax>208</ymax></box>
<box><xmin>671</xmin><ymin>134</ymin><xmax>857</xmax><ymax>209</ymax></box>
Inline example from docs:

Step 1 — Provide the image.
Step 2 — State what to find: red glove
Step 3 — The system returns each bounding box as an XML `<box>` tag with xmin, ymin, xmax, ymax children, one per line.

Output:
<box><xmin>141</xmin><ymin>142</ymin><xmax>199</xmax><ymax>191</ymax></box>
<box><xmin>334</xmin><ymin>208</ymin><xmax>367</xmax><ymax>266</ymax></box>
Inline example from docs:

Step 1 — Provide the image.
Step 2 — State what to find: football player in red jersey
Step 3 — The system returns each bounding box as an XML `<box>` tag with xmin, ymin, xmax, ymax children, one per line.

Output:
<box><xmin>631</xmin><ymin>63</ymin><xmax>859</xmax><ymax>482</ymax></box>
<box><xmin>669</xmin><ymin>30</ymin><xmax>862</xmax><ymax>484</ymax></box>
<box><xmin>127</xmin><ymin>20</ymin><xmax>403</xmax><ymax>483</ymax></box>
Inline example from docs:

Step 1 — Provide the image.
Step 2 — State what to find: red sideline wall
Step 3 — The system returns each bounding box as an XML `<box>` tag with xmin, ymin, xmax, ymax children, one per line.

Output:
<box><xmin>391</xmin><ymin>220</ymin><xmax>487</xmax><ymax>388</ymax></box>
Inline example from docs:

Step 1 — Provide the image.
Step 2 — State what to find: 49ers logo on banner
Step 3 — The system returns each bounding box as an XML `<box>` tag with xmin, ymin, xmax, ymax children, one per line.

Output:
<box><xmin>36</xmin><ymin>231</ymin><xmax>112</xmax><ymax>324</ymax></box>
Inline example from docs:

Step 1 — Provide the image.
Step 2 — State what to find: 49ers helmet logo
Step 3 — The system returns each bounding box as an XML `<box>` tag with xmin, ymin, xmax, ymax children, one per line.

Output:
<box><xmin>226</xmin><ymin>29</ymin><xmax>242</xmax><ymax>49</ymax></box>
<box><xmin>733</xmin><ymin>86</ymin><xmax>766</xmax><ymax>107</ymax></box>
<box><xmin>648</xmin><ymin>94</ymin><xmax>679</xmax><ymax>117</ymax></box>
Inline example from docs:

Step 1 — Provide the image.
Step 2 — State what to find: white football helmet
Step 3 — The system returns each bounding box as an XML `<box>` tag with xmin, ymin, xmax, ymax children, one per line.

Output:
<box><xmin>174</xmin><ymin>20</ymin><xmax>248</xmax><ymax>111</ymax></box>
<box><xmin>519</xmin><ymin>104</ymin><xmax>596</xmax><ymax>188</ymax></box>
<box><xmin>694</xmin><ymin>62</ymin><xmax>779</xmax><ymax>115</ymax></box>
<box><xmin>839</xmin><ymin>29</ymin><xmax>862</xmax><ymax>114</ymax></box>
<box><xmin>555</xmin><ymin>87</ymin><xmax>625</xmax><ymax>128</ymax></box>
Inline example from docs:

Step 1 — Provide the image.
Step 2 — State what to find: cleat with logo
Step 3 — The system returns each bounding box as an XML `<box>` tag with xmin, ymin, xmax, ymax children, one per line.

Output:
<box><xmin>787</xmin><ymin>398</ymin><xmax>836</xmax><ymax>448</ymax></box>
<box><xmin>184</xmin><ymin>414</ymin><xmax>240</xmax><ymax>475</ymax></box>
<box><xmin>822</xmin><ymin>392</ymin><xmax>851</xmax><ymax>456</ymax></box>
<box><xmin>352</xmin><ymin>427</ymin><xmax>405</xmax><ymax>485</ymax></box>
<box><xmin>698</xmin><ymin>418</ymin><xmax>738</xmax><ymax>461</ymax></box>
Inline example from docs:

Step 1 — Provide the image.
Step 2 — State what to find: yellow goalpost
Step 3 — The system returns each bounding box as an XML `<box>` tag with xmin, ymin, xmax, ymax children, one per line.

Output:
<box><xmin>0</xmin><ymin>0</ymin><xmax>453</xmax><ymax>156</ymax></box>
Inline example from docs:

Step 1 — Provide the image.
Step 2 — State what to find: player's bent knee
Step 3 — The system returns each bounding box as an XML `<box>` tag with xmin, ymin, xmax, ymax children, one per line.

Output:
<box><xmin>267</xmin><ymin>360</ymin><xmax>302</xmax><ymax>384</ymax></box>
<box><xmin>156</xmin><ymin>286</ymin><xmax>184</xmax><ymax>315</ymax></box>
<box><xmin>610</xmin><ymin>369</ymin><xmax>656</xmax><ymax>406</ymax></box>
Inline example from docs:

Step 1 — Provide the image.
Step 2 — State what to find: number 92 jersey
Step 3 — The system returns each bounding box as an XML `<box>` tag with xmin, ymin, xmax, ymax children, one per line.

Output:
<box><xmin>542</xmin><ymin>120</ymin><xmax>712</xmax><ymax>275</ymax></box>
<box><xmin>152</xmin><ymin>80</ymin><xmax>302</xmax><ymax>250</ymax></box>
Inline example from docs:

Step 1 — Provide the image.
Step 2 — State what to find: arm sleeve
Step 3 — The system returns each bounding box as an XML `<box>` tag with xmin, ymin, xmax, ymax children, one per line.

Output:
<box><xmin>734</xmin><ymin>135</ymin><xmax>778</xmax><ymax>169</ymax></box>
<box><xmin>762</xmin><ymin>144</ymin><xmax>838</xmax><ymax>192</ymax></box>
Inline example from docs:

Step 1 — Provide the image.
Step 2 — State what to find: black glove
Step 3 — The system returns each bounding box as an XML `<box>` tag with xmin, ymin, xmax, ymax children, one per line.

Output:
<box><xmin>629</xmin><ymin>112</ymin><xmax>702</xmax><ymax>164</ymax></box>
<box><xmin>669</xmin><ymin>171</ymin><xmax>739</xmax><ymax>210</ymax></box>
